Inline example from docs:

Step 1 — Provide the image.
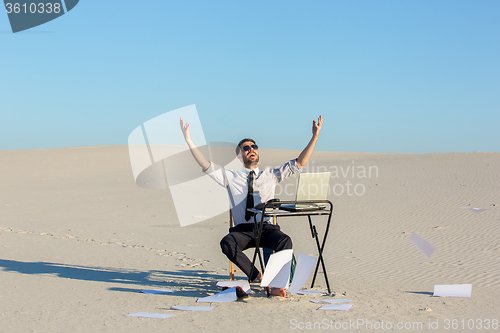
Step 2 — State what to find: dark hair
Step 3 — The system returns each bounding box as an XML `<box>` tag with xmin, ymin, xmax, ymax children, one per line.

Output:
<box><xmin>236</xmin><ymin>138</ymin><xmax>256</xmax><ymax>155</ymax></box>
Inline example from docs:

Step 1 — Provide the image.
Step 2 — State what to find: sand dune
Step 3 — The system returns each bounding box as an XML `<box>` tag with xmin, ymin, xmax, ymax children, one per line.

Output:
<box><xmin>1</xmin><ymin>146</ymin><xmax>499</xmax><ymax>332</ymax></box>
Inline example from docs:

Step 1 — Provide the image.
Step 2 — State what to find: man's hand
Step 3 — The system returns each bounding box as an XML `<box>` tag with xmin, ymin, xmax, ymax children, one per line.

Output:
<box><xmin>296</xmin><ymin>115</ymin><xmax>323</xmax><ymax>168</ymax></box>
<box><xmin>312</xmin><ymin>115</ymin><xmax>322</xmax><ymax>139</ymax></box>
<box><xmin>180</xmin><ymin>117</ymin><xmax>191</xmax><ymax>142</ymax></box>
<box><xmin>179</xmin><ymin>117</ymin><xmax>210</xmax><ymax>170</ymax></box>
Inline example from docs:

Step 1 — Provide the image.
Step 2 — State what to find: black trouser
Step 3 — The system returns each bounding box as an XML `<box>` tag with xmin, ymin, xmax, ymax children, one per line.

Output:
<box><xmin>220</xmin><ymin>223</ymin><xmax>292</xmax><ymax>281</ymax></box>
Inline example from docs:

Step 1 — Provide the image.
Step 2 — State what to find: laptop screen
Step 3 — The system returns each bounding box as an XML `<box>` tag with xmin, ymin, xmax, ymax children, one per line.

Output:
<box><xmin>295</xmin><ymin>172</ymin><xmax>330</xmax><ymax>207</ymax></box>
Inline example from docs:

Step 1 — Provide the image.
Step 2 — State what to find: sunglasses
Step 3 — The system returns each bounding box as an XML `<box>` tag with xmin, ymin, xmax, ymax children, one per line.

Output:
<box><xmin>242</xmin><ymin>144</ymin><xmax>258</xmax><ymax>152</ymax></box>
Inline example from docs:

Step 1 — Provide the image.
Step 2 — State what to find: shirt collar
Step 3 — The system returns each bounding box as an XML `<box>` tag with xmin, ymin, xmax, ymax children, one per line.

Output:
<box><xmin>242</xmin><ymin>166</ymin><xmax>259</xmax><ymax>175</ymax></box>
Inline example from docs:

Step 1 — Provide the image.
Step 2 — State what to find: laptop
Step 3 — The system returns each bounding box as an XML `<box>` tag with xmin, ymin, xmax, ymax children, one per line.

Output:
<box><xmin>280</xmin><ymin>172</ymin><xmax>330</xmax><ymax>212</ymax></box>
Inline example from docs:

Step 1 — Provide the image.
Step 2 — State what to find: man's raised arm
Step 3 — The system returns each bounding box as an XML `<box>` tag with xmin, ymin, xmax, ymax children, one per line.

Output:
<box><xmin>180</xmin><ymin>117</ymin><xmax>211</xmax><ymax>171</ymax></box>
<box><xmin>296</xmin><ymin>115</ymin><xmax>323</xmax><ymax>168</ymax></box>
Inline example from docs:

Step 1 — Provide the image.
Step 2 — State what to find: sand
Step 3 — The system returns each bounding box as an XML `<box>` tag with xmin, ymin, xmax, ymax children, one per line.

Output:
<box><xmin>1</xmin><ymin>146</ymin><xmax>499</xmax><ymax>332</ymax></box>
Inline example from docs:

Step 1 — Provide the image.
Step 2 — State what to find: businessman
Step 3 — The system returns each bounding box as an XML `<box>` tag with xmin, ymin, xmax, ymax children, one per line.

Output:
<box><xmin>180</xmin><ymin>115</ymin><xmax>322</xmax><ymax>296</ymax></box>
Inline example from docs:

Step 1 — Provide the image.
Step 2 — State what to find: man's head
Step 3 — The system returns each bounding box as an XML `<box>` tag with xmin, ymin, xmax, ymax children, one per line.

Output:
<box><xmin>236</xmin><ymin>138</ymin><xmax>259</xmax><ymax>169</ymax></box>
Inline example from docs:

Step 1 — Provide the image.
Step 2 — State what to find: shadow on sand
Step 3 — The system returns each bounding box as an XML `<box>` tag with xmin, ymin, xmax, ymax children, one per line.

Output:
<box><xmin>0</xmin><ymin>258</ymin><xmax>233</xmax><ymax>298</ymax></box>
<box><xmin>404</xmin><ymin>291</ymin><xmax>434</xmax><ymax>296</ymax></box>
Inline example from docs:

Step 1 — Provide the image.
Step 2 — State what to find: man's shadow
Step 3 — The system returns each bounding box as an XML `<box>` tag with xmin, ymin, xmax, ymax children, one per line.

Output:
<box><xmin>0</xmin><ymin>258</ymin><xmax>229</xmax><ymax>298</ymax></box>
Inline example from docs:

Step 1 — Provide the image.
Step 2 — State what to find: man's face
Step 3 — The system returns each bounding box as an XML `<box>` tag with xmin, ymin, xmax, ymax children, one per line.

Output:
<box><xmin>239</xmin><ymin>141</ymin><xmax>259</xmax><ymax>166</ymax></box>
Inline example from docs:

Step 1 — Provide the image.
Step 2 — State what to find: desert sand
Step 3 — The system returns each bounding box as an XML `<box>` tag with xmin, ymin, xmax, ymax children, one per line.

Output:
<box><xmin>1</xmin><ymin>146</ymin><xmax>499</xmax><ymax>332</ymax></box>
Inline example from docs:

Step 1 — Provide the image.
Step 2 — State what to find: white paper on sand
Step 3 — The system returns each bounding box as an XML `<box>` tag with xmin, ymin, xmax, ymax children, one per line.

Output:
<box><xmin>317</xmin><ymin>304</ymin><xmax>353</xmax><ymax>311</ymax></box>
<box><xmin>216</xmin><ymin>280</ymin><xmax>252</xmax><ymax>294</ymax></box>
<box><xmin>140</xmin><ymin>289</ymin><xmax>177</xmax><ymax>294</ymax></box>
<box><xmin>126</xmin><ymin>312</ymin><xmax>175</xmax><ymax>319</ymax></box>
<box><xmin>288</xmin><ymin>253</ymin><xmax>317</xmax><ymax>294</ymax></box>
<box><xmin>196</xmin><ymin>287</ymin><xmax>237</xmax><ymax>303</ymax></box>
<box><xmin>409</xmin><ymin>233</ymin><xmax>436</xmax><ymax>258</ymax></box>
<box><xmin>260</xmin><ymin>249</ymin><xmax>293</xmax><ymax>289</ymax></box>
<box><xmin>170</xmin><ymin>306</ymin><xmax>213</xmax><ymax>311</ymax></box>
<box><xmin>297</xmin><ymin>290</ymin><xmax>327</xmax><ymax>295</ymax></box>
<box><xmin>433</xmin><ymin>284</ymin><xmax>472</xmax><ymax>297</ymax></box>
<box><xmin>311</xmin><ymin>299</ymin><xmax>356</xmax><ymax>304</ymax></box>
<box><xmin>459</xmin><ymin>207</ymin><xmax>487</xmax><ymax>213</ymax></box>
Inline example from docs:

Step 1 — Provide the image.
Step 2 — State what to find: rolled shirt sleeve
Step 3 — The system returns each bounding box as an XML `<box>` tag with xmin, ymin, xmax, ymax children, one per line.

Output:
<box><xmin>203</xmin><ymin>161</ymin><xmax>227</xmax><ymax>187</ymax></box>
<box><xmin>272</xmin><ymin>159</ymin><xmax>302</xmax><ymax>183</ymax></box>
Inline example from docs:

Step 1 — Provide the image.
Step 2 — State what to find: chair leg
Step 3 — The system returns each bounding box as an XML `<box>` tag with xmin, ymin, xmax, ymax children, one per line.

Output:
<box><xmin>229</xmin><ymin>261</ymin><xmax>235</xmax><ymax>281</ymax></box>
<box><xmin>228</xmin><ymin>208</ymin><xmax>235</xmax><ymax>281</ymax></box>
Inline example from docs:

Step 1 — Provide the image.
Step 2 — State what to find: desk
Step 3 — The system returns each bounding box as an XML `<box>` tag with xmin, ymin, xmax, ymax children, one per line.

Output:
<box><xmin>247</xmin><ymin>200</ymin><xmax>333</xmax><ymax>294</ymax></box>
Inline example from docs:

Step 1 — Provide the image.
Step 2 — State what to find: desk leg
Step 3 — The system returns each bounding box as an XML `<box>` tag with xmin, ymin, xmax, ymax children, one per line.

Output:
<box><xmin>314</xmin><ymin>208</ymin><xmax>333</xmax><ymax>292</ymax></box>
<box><xmin>308</xmin><ymin>216</ymin><xmax>331</xmax><ymax>294</ymax></box>
<box><xmin>249</xmin><ymin>217</ymin><xmax>266</xmax><ymax>282</ymax></box>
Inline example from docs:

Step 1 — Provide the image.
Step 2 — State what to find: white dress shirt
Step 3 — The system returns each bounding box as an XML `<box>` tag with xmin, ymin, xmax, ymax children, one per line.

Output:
<box><xmin>204</xmin><ymin>159</ymin><xmax>301</xmax><ymax>226</ymax></box>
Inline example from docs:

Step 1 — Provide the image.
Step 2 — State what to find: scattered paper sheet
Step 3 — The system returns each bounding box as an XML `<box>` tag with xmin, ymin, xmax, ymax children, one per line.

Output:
<box><xmin>409</xmin><ymin>233</ymin><xmax>436</xmax><ymax>258</ymax></box>
<box><xmin>260</xmin><ymin>249</ymin><xmax>293</xmax><ymax>289</ymax></box>
<box><xmin>126</xmin><ymin>312</ymin><xmax>175</xmax><ymax>319</ymax></box>
<box><xmin>317</xmin><ymin>304</ymin><xmax>353</xmax><ymax>311</ymax></box>
<box><xmin>433</xmin><ymin>284</ymin><xmax>472</xmax><ymax>297</ymax></box>
<box><xmin>140</xmin><ymin>289</ymin><xmax>177</xmax><ymax>294</ymax></box>
<box><xmin>216</xmin><ymin>280</ymin><xmax>252</xmax><ymax>294</ymax></box>
<box><xmin>196</xmin><ymin>287</ymin><xmax>237</xmax><ymax>303</ymax></box>
<box><xmin>311</xmin><ymin>299</ymin><xmax>356</xmax><ymax>304</ymax></box>
<box><xmin>459</xmin><ymin>207</ymin><xmax>487</xmax><ymax>213</ymax></box>
<box><xmin>297</xmin><ymin>290</ymin><xmax>327</xmax><ymax>295</ymax></box>
<box><xmin>170</xmin><ymin>306</ymin><xmax>213</xmax><ymax>311</ymax></box>
<box><xmin>288</xmin><ymin>253</ymin><xmax>317</xmax><ymax>294</ymax></box>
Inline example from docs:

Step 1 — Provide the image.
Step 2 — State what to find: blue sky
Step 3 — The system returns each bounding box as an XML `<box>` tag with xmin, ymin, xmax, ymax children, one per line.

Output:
<box><xmin>1</xmin><ymin>1</ymin><xmax>499</xmax><ymax>153</ymax></box>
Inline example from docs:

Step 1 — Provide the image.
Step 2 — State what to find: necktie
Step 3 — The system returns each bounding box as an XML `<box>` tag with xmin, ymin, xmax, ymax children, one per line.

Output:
<box><xmin>245</xmin><ymin>171</ymin><xmax>255</xmax><ymax>221</ymax></box>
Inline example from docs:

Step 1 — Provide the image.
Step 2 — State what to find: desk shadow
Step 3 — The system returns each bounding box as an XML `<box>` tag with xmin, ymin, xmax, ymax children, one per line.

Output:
<box><xmin>0</xmin><ymin>259</ymin><xmax>227</xmax><ymax>298</ymax></box>
<box><xmin>405</xmin><ymin>291</ymin><xmax>434</xmax><ymax>296</ymax></box>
